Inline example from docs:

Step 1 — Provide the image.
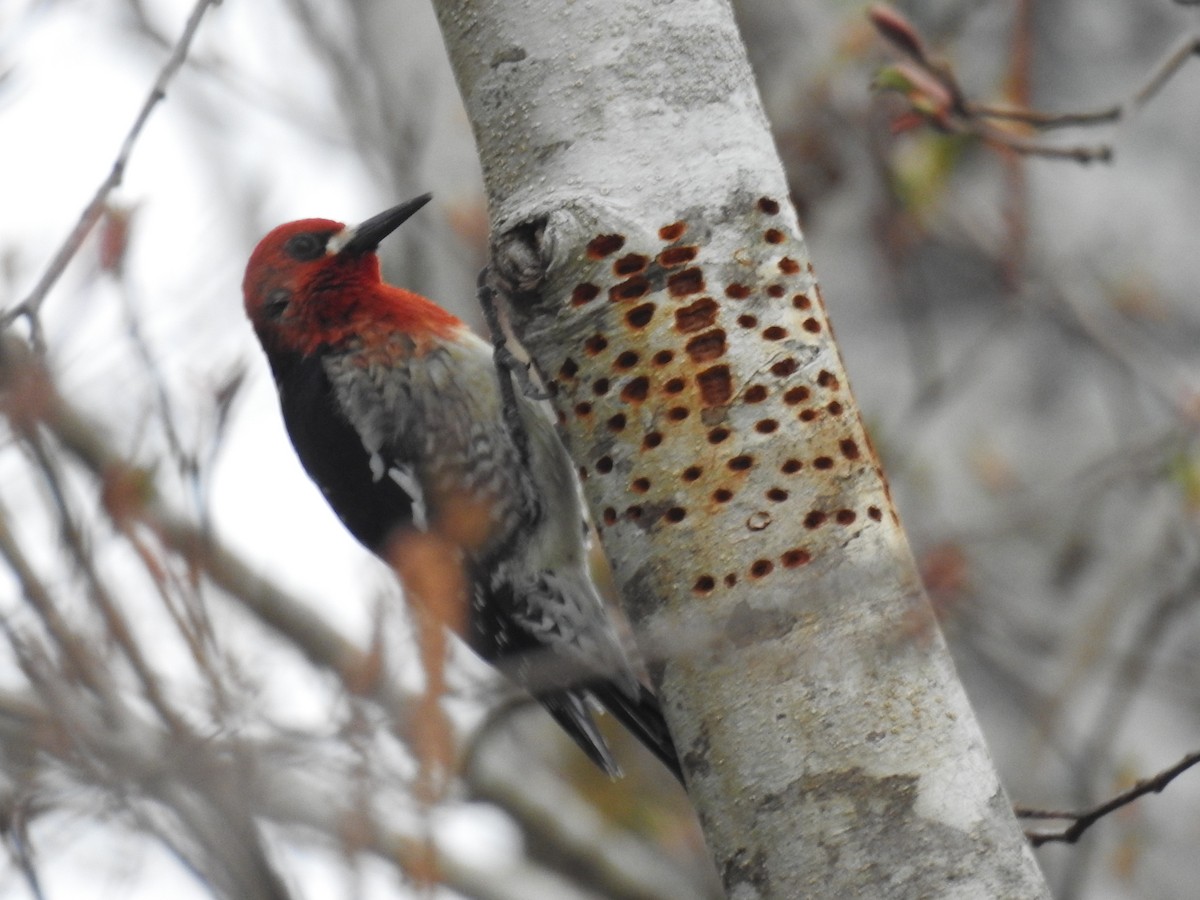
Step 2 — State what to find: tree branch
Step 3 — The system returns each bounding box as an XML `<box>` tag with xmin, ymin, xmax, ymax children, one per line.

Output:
<box><xmin>1017</xmin><ymin>750</ymin><xmax>1200</xmax><ymax>846</ymax></box>
<box><xmin>0</xmin><ymin>0</ymin><xmax>220</xmax><ymax>347</ymax></box>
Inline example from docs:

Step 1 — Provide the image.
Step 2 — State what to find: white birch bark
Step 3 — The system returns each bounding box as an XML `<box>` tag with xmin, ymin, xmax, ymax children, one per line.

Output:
<box><xmin>430</xmin><ymin>0</ymin><xmax>1050</xmax><ymax>896</ymax></box>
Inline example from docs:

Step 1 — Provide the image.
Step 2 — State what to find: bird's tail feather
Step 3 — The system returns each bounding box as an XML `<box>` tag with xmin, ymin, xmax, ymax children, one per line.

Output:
<box><xmin>591</xmin><ymin>681</ymin><xmax>685</xmax><ymax>785</ymax></box>
<box><xmin>540</xmin><ymin>690</ymin><xmax>623</xmax><ymax>779</ymax></box>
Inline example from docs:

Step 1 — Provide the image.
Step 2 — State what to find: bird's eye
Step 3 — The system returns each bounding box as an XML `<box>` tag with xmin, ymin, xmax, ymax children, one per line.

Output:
<box><xmin>264</xmin><ymin>288</ymin><xmax>291</xmax><ymax>318</ymax></box>
<box><xmin>284</xmin><ymin>233</ymin><xmax>326</xmax><ymax>261</ymax></box>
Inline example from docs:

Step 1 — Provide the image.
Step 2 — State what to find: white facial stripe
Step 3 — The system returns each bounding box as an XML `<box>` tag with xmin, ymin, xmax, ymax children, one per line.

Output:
<box><xmin>325</xmin><ymin>225</ymin><xmax>356</xmax><ymax>256</ymax></box>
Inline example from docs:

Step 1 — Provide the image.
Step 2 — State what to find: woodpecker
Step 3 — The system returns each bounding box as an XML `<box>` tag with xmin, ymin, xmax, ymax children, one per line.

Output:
<box><xmin>242</xmin><ymin>195</ymin><xmax>682</xmax><ymax>782</ymax></box>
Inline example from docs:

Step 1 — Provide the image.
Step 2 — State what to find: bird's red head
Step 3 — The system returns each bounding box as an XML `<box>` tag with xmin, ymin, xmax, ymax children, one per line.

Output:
<box><xmin>243</xmin><ymin>193</ymin><xmax>459</xmax><ymax>357</ymax></box>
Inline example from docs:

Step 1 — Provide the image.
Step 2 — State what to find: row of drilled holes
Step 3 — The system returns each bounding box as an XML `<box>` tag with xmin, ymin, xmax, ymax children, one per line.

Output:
<box><xmin>687</xmin><ymin>505</ymin><xmax>886</xmax><ymax>594</ymax></box>
<box><xmin>564</xmin><ymin>350</ymin><xmax>842</xmax><ymax>423</ymax></box>
<box><xmin>600</xmin><ymin>499</ymin><xmax>881</xmax><ymax>529</ymax></box>
<box><xmin>571</xmin><ymin>388</ymin><xmax>844</xmax><ymax>434</ymax></box>
<box><xmin>577</xmin><ymin>201</ymin><xmax>865</xmax><ymax>592</ymax></box>
<box><xmin>693</xmin><ymin>554</ymin><xmax>808</xmax><ymax>594</ymax></box>
<box><xmin>582</xmin><ymin>435</ymin><xmax>860</xmax><ymax>482</ymax></box>
<box><xmin>579</xmin><ymin>290</ymin><xmax>820</xmax><ymax>341</ymax></box>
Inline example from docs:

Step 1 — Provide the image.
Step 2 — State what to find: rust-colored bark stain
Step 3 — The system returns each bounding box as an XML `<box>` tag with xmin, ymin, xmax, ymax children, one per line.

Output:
<box><xmin>625</xmin><ymin>303</ymin><xmax>655</xmax><ymax>329</ymax></box>
<box><xmin>750</xmin><ymin>559</ymin><xmax>774</xmax><ymax>578</ymax></box>
<box><xmin>685</xmin><ymin>329</ymin><xmax>727</xmax><ymax>363</ymax></box>
<box><xmin>621</xmin><ymin>376</ymin><xmax>650</xmax><ymax>402</ymax></box>
<box><xmin>659</xmin><ymin>221</ymin><xmax>687</xmax><ymax>242</ymax></box>
<box><xmin>781</xmin><ymin>548</ymin><xmax>811</xmax><ymax>567</ymax></box>
<box><xmin>658</xmin><ymin>245</ymin><xmax>698</xmax><ymax>267</ymax></box>
<box><xmin>727</xmin><ymin>454</ymin><xmax>754</xmax><ymax>472</ymax></box>
<box><xmin>609</xmin><ymin>275</ymin><xmax>650</xmax><ymax>302</ymax></box>
<box><xmin>613</xmin><ymin>350</ymin><xmax>640</xmax><ymax>370</ymax></box>
<box><xmin>696</xmin><ymin>364</ymin><xmax>733</xmax><ymax>407</ymax></box>
<box><xmin>587</xmin><ymin>233</ymin><xmax>626</xmax><ymax>258</ymax></box>
<box><xmin>571</xmin><ymin>282</ymin><xmax>600</xmax><ymax>306</ymax></box>
<box><xmin>664</xmin><ymin>506</ymin><xmax>687</xmax><ymax>523</ymax></box>
<box><xmin>667</xmin><ymin>267</ymin><xmax>705</xmax><ymax>297</ymax></box>
<box><xmin>674</xmin><ymin>297</ymin><xmax>720</xmax><ymax>333</ymax></box>
<box><xmin>613</xmin><ymin>253</ymin><xmax>649</xmax><ymax>276</ymax></box>
<box><xmin>803</xmin><ymin>510</ymin><xmax>827</xmax><ymax>529</ymax></box>
<box><xmin>707</xmin><ymin>426</ymin><xmax>730</xmax><ymax>444</ymax></box>
<box><xmin>549</xmin><ymin>202</ymin><xmax>887</xmax><ymax>598</ymax></box>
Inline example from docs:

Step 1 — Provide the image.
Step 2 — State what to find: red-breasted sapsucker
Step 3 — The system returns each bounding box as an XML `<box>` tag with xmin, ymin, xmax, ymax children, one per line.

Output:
<box><xmin>242</xmin><ymin>195</ymin><xmax>681</xmax><ymax>782</ymax></box>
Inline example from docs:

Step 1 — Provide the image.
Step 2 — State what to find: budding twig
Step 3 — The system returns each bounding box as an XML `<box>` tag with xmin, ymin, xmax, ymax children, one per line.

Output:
<box><xmin>869</xmin><ymin>3</ymin><xmax>1200</xmax><ymax>164</ymax></box>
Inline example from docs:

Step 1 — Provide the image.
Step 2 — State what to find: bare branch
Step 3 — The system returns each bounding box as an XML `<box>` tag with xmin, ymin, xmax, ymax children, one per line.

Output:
<box><xmin>1017</xmin><ymin>750</ymin><xmax>1200</xmax><ymax>846</ymax></box>
<box><xmin>0</xmin><ymin>334</ymin><xmax>420</xmax><ymax>741</ymax></box>
<box><xmin>0</xmin><ymin>0</ymin><xmax>220</xmax><ymax>346</ymax></box>
<box><xmin>1130</xmin><ymin>35</ymin><xmax>1200</xmax><ymax>110</ymax></box>
<box><xmin>964</xmin><ymin>102</ymin><xmax>1122</xmax><ymax>131</ymax></box>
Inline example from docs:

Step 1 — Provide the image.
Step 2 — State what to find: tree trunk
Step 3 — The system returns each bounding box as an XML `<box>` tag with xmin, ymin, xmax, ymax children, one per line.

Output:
<box><xmin>430</xmin><ymin>0</ymin><xmax>1050</xmax><ymax>895</ymax></box>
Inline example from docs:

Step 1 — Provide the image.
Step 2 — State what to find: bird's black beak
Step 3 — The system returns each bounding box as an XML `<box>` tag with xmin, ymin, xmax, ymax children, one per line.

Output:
<box><xmin>337</xmin><ymin>193</ymin><xmax>433</xmax><ymax>256</ymax></box>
